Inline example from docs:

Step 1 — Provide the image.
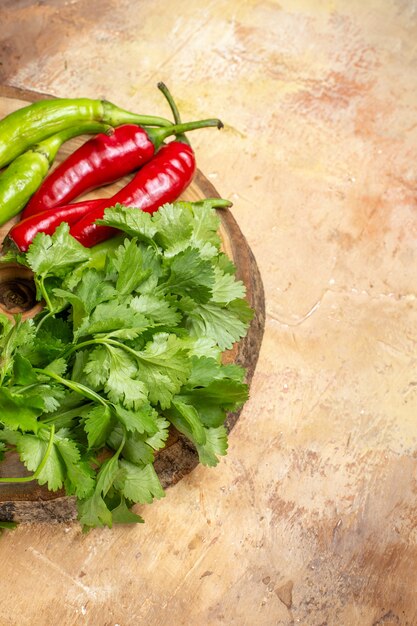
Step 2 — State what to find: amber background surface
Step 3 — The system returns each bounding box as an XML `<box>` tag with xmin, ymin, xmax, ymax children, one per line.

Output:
<box><xmin>0</xmin><ymin>1</ymin><xmax>416</xmax><ymax>624</ymax></box>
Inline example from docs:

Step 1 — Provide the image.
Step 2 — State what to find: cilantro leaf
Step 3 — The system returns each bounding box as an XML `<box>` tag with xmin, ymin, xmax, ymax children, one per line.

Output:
<box><xmin>211</xmin><ymin>267</ymin><xmax>246</xmax><ymax>304</ymax></box>
<box><xmin>54</xmin><ymin>429</ymin><xmax>95</xmax><ymax>498</ymax></box>
<box><xmin>113</xmin><ymin>402</ymin><xmax>159</xmax><ymax>436</ymax></box>
<box><xmin>23</xmin><ymin>317</ymin><xmax>71</xmax><ymax>367</ymax></box>
<box><xmin>13</xmin><ymin>353</ymin><xmax>37</xmax><ymax>385</ymax></box>
<box><xmin>0</xmin><ymin>317</ymin><xmax>35</xmax><ymax>383</ymax></box>
<box><xmin>111</xmin><ymin>240</ymin><xmax>162</xmax><ymax>295</ymax></box>
<box><xmin>114</xmin><ymin>239</ymin><xmax>153</xmax><ymax>295</ymax></box>
<box><xmin>38</xmin><ymin>316</ymin><xmax>73</xmax><ymax>344</ymax></box>
<box><xmin>84</xmin><ymin>346</ymin><xmax>110</xmax><ymax>388</ymax></box>
<box><xmin>33</xmin><ymin>384</ymin><xmax>66</xmax><ymax>413</ymax></box>
<box><xmin>183</xmin><ymin>336</ymin><xmax>222</xmax><ymax>360</ymax></box>
<box><xmin>24</xmin><ymin>224</ymin><xmax>90</xmax><ymax>311</ymax></box>
<box><xmin>184</xmin><ymin>301</ymin><xmax>250</xmax><ymax>350</ymax></box>
<box><xmin>96</xmin><ymin>454</ymin><xmax>123</xmax><ymax>498</ymax></box>
<box><xmin>160</xmin><ymin>247</ymin><xmax>214</xmax><ymax>303</ymax></box>
<box><xmin>134</xmin><ymin>333</ymin><xmax>190</xmax><ymax>409</ymax></box>
<box><xmin>77</xmin><ymin>493</ymin><xmax>113</xmax><ymax>530</ymax></box>
<box><xmin>215</xmin><ymin>252</ymin><xmax>237</xmax><ymax>275</ymax></box>
<box><xmin>130</xmin><ymin>293</ymin><xmax>181</xmax><ymax>327</ymax></box>
<box><xmin>145</xmin><ymin>416</ymin><xmax>170</xmax><ymax>451</ymax></box>
<box><xmin>75</xmin><ymin>301</ymin><xmax>149</xmax><ymax>340</ymax></box>
<box><xmin>185</xmin><ymin>356</ymin><xmax>245</xmax><ymax>388</ymax></box>
<box><xmin>26</xmin><ymin>222</ymin><xmax>90</xmax><ymax>278</ymax></box>
<box><xmin>16</xmin><ymin>430</ymin><xmax>64</xmax><ymax>491</ymax></box>
<box><xmin>111</xmin><ymin>496</ymin><xmax>144</xmax><ymax>525</ymax></box>
<box><xmin>189</xmin><ymin>201</ymin><xmax>222</xmax><ymax>258</ymax></box>
<box><xmin>170</xmin><ymin>399</ymin><xmax>206</xmax><ymax>445</ymax></box>
<box><xmin>176</xmin><ymin>379</ymin><xmax>248</xmax><ymax>428</ymax></box>
<box><xmin>55</xmin><ymin>269</ymin><xmax>116</xmax><ymax>329</ymax></box>
<box><xmin>116</xmin><ymin>460</ymin><xmax>165</xmax><ymax>504</ymax></box>
<box><xmin>0</xmin><ymin>313</ymin><xmax>13</xmax><ymax>338</ymax></box>
<box><xmin>104</xmin><ymin>345</ymin><xmax>148</xmax><ymax>409</ymax></box>
<box><xmin>108</xmin><ymin>426</ymin><xmax>155</xmax><ymax>466</ymax></box>
<box><xmin>98</xmin><ymin>204</ymin><xmax>158</xmax><ymax>244</ymax></box>
<box><xmin>151</xmin><ymin>201</ymin><xmax>221</xmax><ymax>259</ymax></box>
<box><xmin>152</xmin><ymin>202</ymin><xmax>193</xmax><ymax>252</ymax></box>
<box><xmin>195</xmin><ymin>426</ymin><xmax>228</xmax><ymax>467</ymax></box>
<box><xmin>0</xmin><ymin>388</ymin><xmax>43</xmax><ymax>432</ymax></box>
<box><xmin>71</xmin><ymin>349</ymin><xmax>90</xmax><ymax>383</ymax></box>
<box><xmin>44</xmin><ymin>357</ymin><xmax>67</xmax><ymax>377</ymax></box>
<box><xmin>227</xmin><ymin>297</ymin><xmax>254</xmax><ymax>325</ymax></box>
<box><xmin>77</xmin><ymin>453</ymin><xmax>123</xmax><ymax>530</ymax></box>
<box><xmin>176</xmin><ymin>357</ymin><xmax>248</xmax><ymax>428</ymax></box>
<box><xmin>84</xmin><ymin>405</ymin><xmax>113</xmax><ymax>448</ymax></box>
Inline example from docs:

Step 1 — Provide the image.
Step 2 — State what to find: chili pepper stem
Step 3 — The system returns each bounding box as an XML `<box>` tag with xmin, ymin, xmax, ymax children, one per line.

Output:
<box><xmin>157</xmin><ymin>82</ymin><xmax>182</xmax><ymax>125</ymax></box>
<box><xmin>147</xmin><ymin>118</ymin><xmax>223</xmax><ymax>151</ymax></box>
<box><xmin>194</xmin><ymin>198</ymin><xmax>233</xmax><ymax>209</ymax></box>
<box><xmin>157</xmin><ymin>81</ymin><xmax>189</xmax><ymax>145</ymax></box>
<box><xmin>101</xmin><ymin>101</ymin><xmax>172</xmax><ymax>128</ymax></box>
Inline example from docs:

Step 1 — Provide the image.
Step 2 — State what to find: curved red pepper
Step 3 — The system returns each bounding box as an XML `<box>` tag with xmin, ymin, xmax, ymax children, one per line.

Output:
<box><xmin>22</xmin><ymin>117</ymin><xmax>221</xmax><ymax>220</ymax></box>
<box><xmin>70</xmin><ymin>141</ymin><xmax>196</xmax><ymax>247</ymax></box>
<box><xmin>22</xmin><ymin>125</ymin><xmax>156</xmax><ymax>218</ymax></box>
<box><xmin>8</xmin><ymin>199</ymin><xmax>103</xmax><ymax>251</ymax></box>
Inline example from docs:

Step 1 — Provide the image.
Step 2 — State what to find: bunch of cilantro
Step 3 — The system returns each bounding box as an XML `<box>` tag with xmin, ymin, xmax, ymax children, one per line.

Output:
<box><xmin>0</xmin><ymin>200</ymin><xmax>252</xmax><ymax>530</ymax></box>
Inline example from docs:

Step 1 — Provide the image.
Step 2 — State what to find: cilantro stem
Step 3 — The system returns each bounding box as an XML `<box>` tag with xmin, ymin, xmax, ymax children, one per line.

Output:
<box><xmin>37</xmin><ymin>276</ymin><xmax>53</xmax><ymax>312</ymax></box>
<box><xmin>64</xmin><ymin>337</ymin><xmax>146</xmax><ymax>376</ymax></box>
<box><xmin>61</xmin><ymin>338</ymin><xmax>101</xmax><ymax>359</ymax></box>
<box><xmin>62</xmin><ymin>337</ymin><xmax>140</xmax><ymax>363</ymax></box>
<box><xmin>41</xmin><ymin>404</ymin><xmax>90</xmax><ymax>426</ymax></box>
<box><xmin>0</xmin><ymin>425</ymin><xmax>55</xmax><ymax>483</ymax></box>
<box><xmin>102</xmin><ymin>338</ymin><xmax>141</xmax><ymax>360</ymax></box>
<box><xmin>35</xmin><ymin>309</ymin><xmax>55</xmax><ymax>334</ymax></box>
<box><xmin>115</xmin><ymin>431</ymin><xmax>126</xmax><ymax>458</ymax></box>
<box><xmin>36</xmin><ymin>368</ymin><xmax>109</xmax><ymax>408</ymax></box>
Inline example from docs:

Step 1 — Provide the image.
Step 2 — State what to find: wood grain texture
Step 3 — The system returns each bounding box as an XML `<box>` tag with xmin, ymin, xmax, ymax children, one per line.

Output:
<box><xmin>0</xmin><ymin>88</ymin><xmax>265</xmax><ymax>522</ymax></box>
<box><xmin>0</xmin><ymin>1</ymin><xmax>416</xmax><ymax>625</ymax></box>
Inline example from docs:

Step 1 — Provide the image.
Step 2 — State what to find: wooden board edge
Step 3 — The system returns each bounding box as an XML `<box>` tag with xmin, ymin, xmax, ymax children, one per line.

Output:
<box><xmin>0</xmin><ymin>83</ymin><xmax>55</xmax><ymax>102</ymax></box>
<box><xmin>0</xmin><ymin>88</ymin><xmax>265</xmax><ymax>522</ymax></box>
<box><xmin>194</xmin><ymin>171</ymin><xmax>266</xmax><ymax>387</ymax></box>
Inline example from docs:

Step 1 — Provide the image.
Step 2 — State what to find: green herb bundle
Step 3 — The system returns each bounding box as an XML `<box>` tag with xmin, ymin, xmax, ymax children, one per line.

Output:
<box><xmin>0</xmin><ymin>201</ymin><xmax>252</xmax><ymax>530</ymax></box>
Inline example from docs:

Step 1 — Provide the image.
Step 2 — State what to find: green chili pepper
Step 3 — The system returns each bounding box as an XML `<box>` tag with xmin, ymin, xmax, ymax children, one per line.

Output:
<box><xmin>0</xmin><ymin>97</ymin><xmax>172</xmax><ymax>169</ymax></box>
<box><xmin>0</xmin><ymin>121</ymin><xmax>112</xmax><ymax>226</ymax></box>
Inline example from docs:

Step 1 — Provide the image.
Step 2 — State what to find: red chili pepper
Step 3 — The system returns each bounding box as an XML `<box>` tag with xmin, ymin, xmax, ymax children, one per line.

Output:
<box><xmin>69</xmin><ymin>140</ymin><xmax>198</xmax><ymax>247</ymax></box>
<box><xmin>22</xmin><ymin>126</ymin><xmax>154</xmax><ymax>218</ymax></box>
<box><xmin>7</xmin><ymin>199</ymin><xmax>102</xmax><ymax>251</ymax></box>
<box><xmin>70</xmin><ymin>83</ymin><xmax>223</xmax><ymax>248</ymax></box>
<box><xmin>22</xmin><ymin>118</ymin><xmax>221</xmax><ymax>219</ymax></box>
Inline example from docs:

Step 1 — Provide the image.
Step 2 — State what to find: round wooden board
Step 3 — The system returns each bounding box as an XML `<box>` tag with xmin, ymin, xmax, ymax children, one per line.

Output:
<box><xmin>0</xmin><ymin>86</ymin><xmax>265</xmax><ymax>523</ymax></box>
